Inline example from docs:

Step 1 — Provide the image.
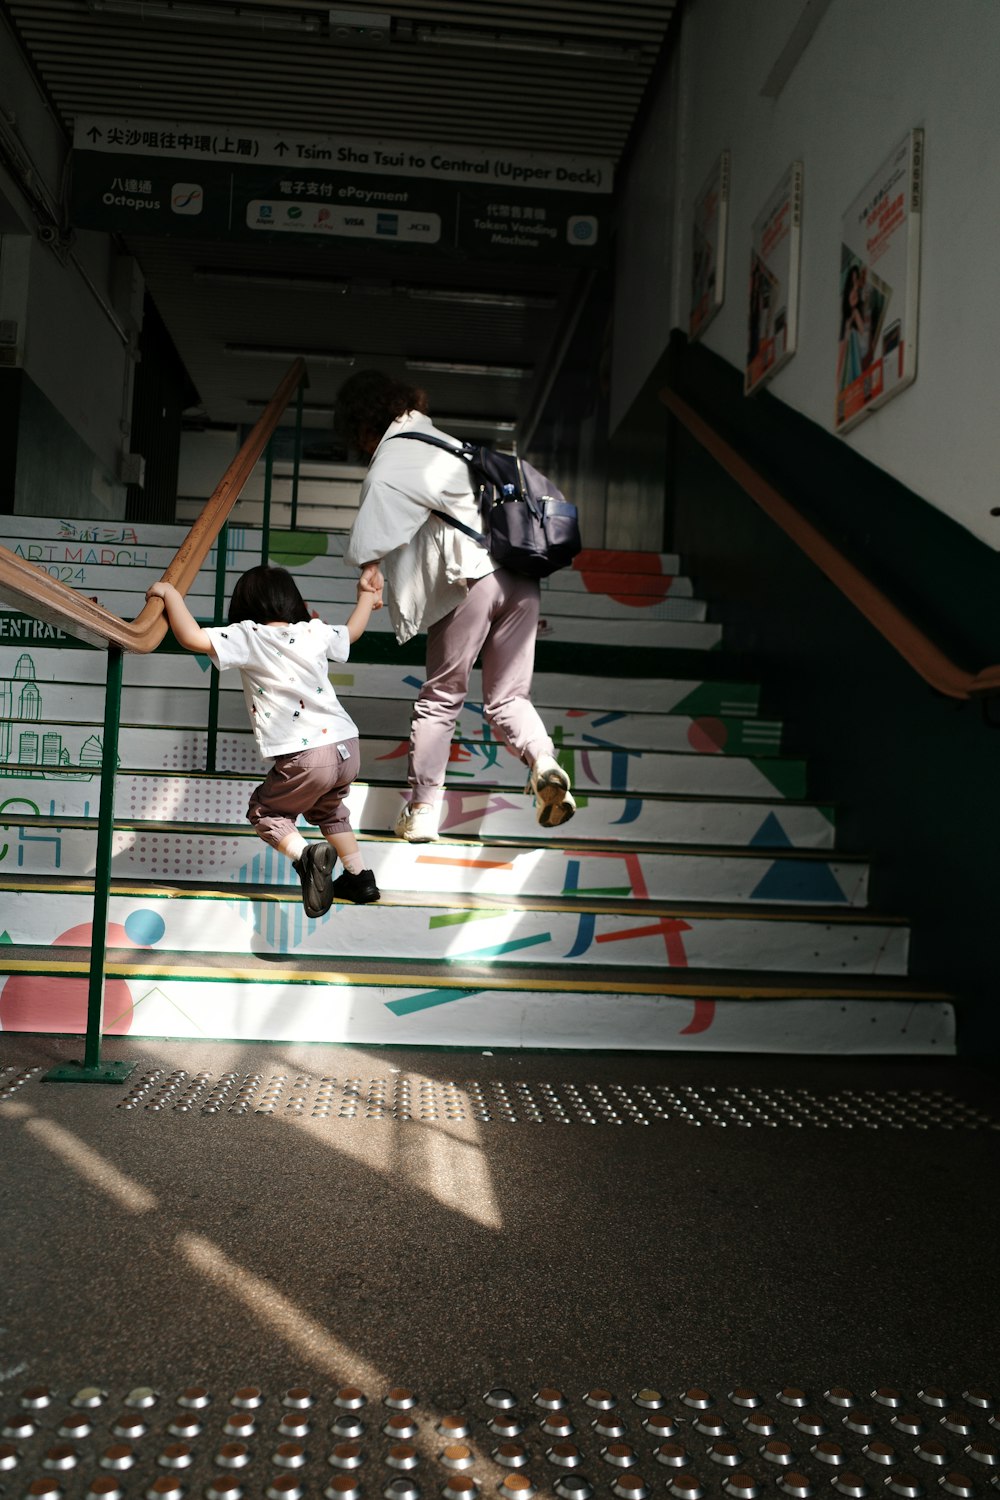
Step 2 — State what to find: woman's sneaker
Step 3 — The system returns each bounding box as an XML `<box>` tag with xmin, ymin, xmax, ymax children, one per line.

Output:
<box><xmin>292</xmin><ymin>842</ymin><xmax>335</xmax><ymax>917</ymax></box>
<box><xmin>331</xmin><ymin>867</ymin><xmax>380</xmax><ymax>904</ymax></box>
<box><xmin>394</xmin><ymin>803</ymin><xmax>440</xmax><ymax>842</ymax></box>
<box><xmin>528</xmin><ymin>754</ymin><xmax>576</xmax><ymax>828</ymax></box>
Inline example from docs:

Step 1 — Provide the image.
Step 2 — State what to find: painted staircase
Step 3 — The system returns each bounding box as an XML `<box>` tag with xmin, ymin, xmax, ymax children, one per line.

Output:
<box><xmin>0</xmin><ymin>514</ymin><xmax>953</xmax><ymax>1053</ymax></box>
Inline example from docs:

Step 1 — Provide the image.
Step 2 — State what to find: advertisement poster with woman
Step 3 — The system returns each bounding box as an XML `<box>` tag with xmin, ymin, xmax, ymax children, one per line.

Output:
<box><xmin>689</xmin><ymin>150</ymin><xmax>730</xmax><ymax>341</ymax></box>
<box><xmin>746</xmin><ymin>161</ymin><xmax>803</xmax><ymax>394</ymax></box>
<box><xmin>835</xmin><ymin>128</ymin><xmax>924</xmax><ymax>433</ymax></box>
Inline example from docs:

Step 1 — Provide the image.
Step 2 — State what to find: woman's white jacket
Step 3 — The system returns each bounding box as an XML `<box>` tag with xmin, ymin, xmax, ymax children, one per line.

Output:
<box><xmin>344</xmin><ymin>410</ymin><xmax>495</xmax><ymax>644</ymax></box>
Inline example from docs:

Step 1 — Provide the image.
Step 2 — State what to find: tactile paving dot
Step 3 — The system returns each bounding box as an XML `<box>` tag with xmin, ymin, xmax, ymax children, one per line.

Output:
<box><xmin>106</xmin><ymin>1073</ymin><xmax>1000</xmax><ymax>1128</ymax></box>
<box><xmin>0</xmin><ymin>1065</ymin><xmax>42</xmax><ymax>1099</ymax></box>
<box><xmin>3</xmin><ymin>1380</ymin><xmax>998</xmax><ymax>1500</ymax></box>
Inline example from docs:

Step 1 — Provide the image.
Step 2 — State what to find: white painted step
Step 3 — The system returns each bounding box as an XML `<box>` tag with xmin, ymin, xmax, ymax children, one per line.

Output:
<box><xmin>371</xmin><ymin>841</ymin><xmax>866</xmax><ymax>907</ymax></box>
<box><xmin>0</xmin><ymin>814</ymin><xmax>866</xmax><ymax>904</ymax></box>
<box><xmin>0</xmin><ymin>719</ymin><xmax>800</xmax><ymax>796</ymax></box>
<box><xmin>0</xmin><ymin>559</ymin><xmax>708</xmax><ymax>623</ymax></box>
<box><xmin>3</xmin><ymin>518</ymin><xmax>690</xmax><ymax>604</ymax></box>
<box><xmin>0</xmin><ymin>963</ymin><xmax>952</xmax><ymax>1053</ymax></box>
<box><xmin>2</xmin><ymin>646</ymin><xmax>772</xmax><ymax>759</ymax></box>
<box><xmin>1</xmin><ymin>515</ymin><xmax>683</xmax><ymax>575</ymax></box>
<box><xmin>1</xmin><ymin>646</ymin><xmax>761</xmax><ymax>716</ymax></box>
<box><xmin>0</xmin><ymin>595</ymin><xmax>721</xmax><ymax>650</ymax></box>
<box><xmin>174</xmin><ymin>496</ymin><xmax>362</xmax><ymax>533</ymax></box>
<box><xmin>359</xmin><ymin>738</ymin><xmax>803</xmax><ymax>798</ymax></box>
<box><xmin>0</xmin><ymin>771</ymin><xmax>835</xmax><ymax>847</ymax></box>
<box><xmin>540</xmin><ymin>568</ymin><xmax>691</xmax><ymax>596</ymax></box>
<box><xmin>0</xmin><ymin>885</ymin><xmax>906</xmax><ymax>973</ymax></box>
<box><xmin>1</xmin><ymin>681</ymin><xmax>781</xmax><ymax>755</ymax></box>
<box><xmin>1</xmin><ymin>650</ymin><xmax>773</xmax><ymax>755</ymax></box>
<box><xmin>1</xmin><ymin>520</ymin><xmax>707</xmax><ymax>642</ymax></box>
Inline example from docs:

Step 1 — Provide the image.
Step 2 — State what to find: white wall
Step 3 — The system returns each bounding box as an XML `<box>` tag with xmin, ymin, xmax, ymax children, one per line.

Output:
<box><xmin>613</xmin><ymin>0</ymin><xmax>1000</xmax><ymax>549</ymax></box>
<box><xmin>609</xmin><ymin>28</ymin><xmax>685</xmax><ymax>436</ymax></box>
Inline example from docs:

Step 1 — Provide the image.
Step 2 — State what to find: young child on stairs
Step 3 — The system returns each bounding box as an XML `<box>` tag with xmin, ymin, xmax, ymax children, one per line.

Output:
<box><xmin>147</xmin><ymin>564</ymin><xmax>381</xmax><ymax>918</ymax></box>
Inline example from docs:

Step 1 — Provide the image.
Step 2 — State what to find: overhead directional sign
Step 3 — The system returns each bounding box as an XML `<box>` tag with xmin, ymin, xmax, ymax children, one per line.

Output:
<box><xmin>69</xmin><ymin>117</ymin><xmax>611</xmax><ymax>263</ymax></box>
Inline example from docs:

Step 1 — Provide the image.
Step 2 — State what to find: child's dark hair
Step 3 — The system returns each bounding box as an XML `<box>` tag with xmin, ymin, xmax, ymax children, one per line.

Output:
<box><xmin>228</xmin><ymin>565</ymin><xmax>311</xmax><ymax>626</ymax></box>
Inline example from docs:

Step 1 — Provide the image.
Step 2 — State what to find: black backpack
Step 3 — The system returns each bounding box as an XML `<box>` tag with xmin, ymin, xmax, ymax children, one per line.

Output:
<box><xmin>389</xmin><ymin>431</ymin><xmax>581</xmax><ymax>579</ymax></box>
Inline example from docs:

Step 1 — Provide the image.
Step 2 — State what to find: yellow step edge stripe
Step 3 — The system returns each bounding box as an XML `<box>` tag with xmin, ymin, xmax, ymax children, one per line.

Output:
<box><xmin>0</xmin><ymin>956</ymin><xmax>951</xmax><ymax>1001</ymax></box>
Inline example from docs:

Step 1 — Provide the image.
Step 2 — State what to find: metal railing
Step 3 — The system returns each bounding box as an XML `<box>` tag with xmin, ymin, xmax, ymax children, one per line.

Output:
<box><xmin>0</xmin><ymin>358</ymin><xmax>306</xmax><ymax>1082</ymax></box>
<box><xmin>660</xmin><ymin>386</ymin><xmax>1000</xmax><ymax>702</ymax></box>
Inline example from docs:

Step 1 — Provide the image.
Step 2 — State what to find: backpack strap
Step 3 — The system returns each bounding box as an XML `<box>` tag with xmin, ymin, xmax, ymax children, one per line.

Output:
<box><xmin>386</xmin><ymin>431</ymin><xmax>488</xmax><ymax>547</ymax></box>
<box><xmin>388</xmin><ymin>430</ymin><xmax>470</xmax><ymax>460</ymax></box>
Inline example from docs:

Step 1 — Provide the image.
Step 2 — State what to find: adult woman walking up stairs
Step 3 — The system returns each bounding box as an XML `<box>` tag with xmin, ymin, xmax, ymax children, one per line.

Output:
<box><xmin>336</xmin><ymin>369</ymin><xmax>575</xmax><ymax>843</ymax></box>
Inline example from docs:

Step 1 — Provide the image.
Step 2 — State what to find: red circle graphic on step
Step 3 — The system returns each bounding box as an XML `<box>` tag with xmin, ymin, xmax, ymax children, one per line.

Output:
<box><xmin>687</xmin><ymin>717</ymin><xmax>729</xmax><ymax>753</ymax></box>
<box><xmin>0</xmin><ymin>923</ymin><xmax>135</xmax><ymax>1035</ymax></box>
<box><xmin>574</xmin><ymin>550</ymin><xmax>674</xmax><ymax>606</ymax></box>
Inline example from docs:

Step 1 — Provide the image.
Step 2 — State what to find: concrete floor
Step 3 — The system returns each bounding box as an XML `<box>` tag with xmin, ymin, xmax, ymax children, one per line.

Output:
<box><xmin>2</xmin><ymin>1034</ymin><xmax>999</xmax><ymax>1497</ymax></box>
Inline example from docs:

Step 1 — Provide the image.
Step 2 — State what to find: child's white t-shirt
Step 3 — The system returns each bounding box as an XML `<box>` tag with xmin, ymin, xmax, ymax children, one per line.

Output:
<box><xmin>204</xmin><ymin>618</ymin><xmax>358</xmax><ymax>762</ymax></box>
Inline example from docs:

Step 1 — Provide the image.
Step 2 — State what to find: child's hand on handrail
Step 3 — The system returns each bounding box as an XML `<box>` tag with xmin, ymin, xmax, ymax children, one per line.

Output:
<box><xmin>143</xmin><ymin>580</ymin><xmax>211</xmax><ymax>654</ymax></box>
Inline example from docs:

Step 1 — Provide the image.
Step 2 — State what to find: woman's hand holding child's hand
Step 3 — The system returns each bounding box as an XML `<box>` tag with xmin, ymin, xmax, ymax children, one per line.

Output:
<box><xmin>357</xmin><ymin>575</ymin><xmax>383</xmax><ymax>610</ymax></box>
<box><xmin>358</xmin><ymin>563</ymin><xmax>384</xmax><ymax>609</ymax></box>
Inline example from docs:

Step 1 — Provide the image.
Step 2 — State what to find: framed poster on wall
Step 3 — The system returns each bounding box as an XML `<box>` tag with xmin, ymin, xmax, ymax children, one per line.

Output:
<box><xmin>745</xmin><ymin>161</ymin><xmax>803</xmax><ymax>394</ymax></box>
<box><xmin>835</xmin><ymin>127</ymin><xmax>924</xmax><ymax>433</ymax></box>
<box><xmin>689</xmin><ymin>150</ymin><xmax>731</xmax><ymax>341</ymax></box>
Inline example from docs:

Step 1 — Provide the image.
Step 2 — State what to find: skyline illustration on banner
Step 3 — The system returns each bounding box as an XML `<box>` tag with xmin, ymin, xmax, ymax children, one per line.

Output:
<box><xmin>1</xmin><ymin>653</ymin><xmax>103</xmax><ymax>778</ymax></box>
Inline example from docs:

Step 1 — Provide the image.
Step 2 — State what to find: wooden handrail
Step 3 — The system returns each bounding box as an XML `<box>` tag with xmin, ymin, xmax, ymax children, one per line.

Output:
<box><xmin>0</xmin><ymin>358</ymin><xmax>305</xmax><ymax>652</ymax></box>
<box><xmin>660</xmin><ymin>386</ymin><xmax>1000</xmax><ymax>701</ymax></box>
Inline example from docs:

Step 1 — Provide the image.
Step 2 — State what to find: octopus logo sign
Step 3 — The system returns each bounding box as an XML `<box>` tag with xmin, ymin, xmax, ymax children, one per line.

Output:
<box><xmin>171</xmin><ymin>183</ymin><xmax>204</xmax><ymax>215</ymax></box>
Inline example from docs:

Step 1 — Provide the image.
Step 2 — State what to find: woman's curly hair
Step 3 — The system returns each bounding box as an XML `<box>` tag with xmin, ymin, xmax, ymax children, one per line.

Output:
<box><xmin>333</xmin><ymin>369</ymin><xmax>427</xmax><ymax>451</ymax></box>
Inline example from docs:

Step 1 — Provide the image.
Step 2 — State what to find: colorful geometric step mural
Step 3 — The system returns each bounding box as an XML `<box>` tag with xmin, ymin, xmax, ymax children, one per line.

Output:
<box><xmin>0</xmin><ymin>513</ymin><xmax>949</xmax><ymax>1052</ymax></box>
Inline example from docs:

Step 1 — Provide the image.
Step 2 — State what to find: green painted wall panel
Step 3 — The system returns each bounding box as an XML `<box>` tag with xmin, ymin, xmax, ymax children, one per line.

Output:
<box><xmin>663</xmin><ymin>337</ymin><xmax>1000</xmax><ymax>1058</ymax></box>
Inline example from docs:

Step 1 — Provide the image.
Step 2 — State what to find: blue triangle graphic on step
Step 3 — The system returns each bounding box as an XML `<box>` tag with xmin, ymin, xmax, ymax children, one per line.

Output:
<box><xmin>751</xmin><ymin>859</ymin><xmax>848</xmax><ymax>904</ymax></box>
<box><xmin>749</xmin><ymin>812</ymin><xmax>793</xmax><ymax>848</ymax></box>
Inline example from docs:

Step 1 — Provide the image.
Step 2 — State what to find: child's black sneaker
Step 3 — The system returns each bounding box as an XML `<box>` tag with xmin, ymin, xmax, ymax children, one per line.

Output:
<box><xmin>292</xmin><ymin>842</ymin><xmax>335</xmax><ymax>917</ymax></box>
<box><xmin>331</xmin><ymin>867</ymin><xmax>380</xmax><ymax>904</ymax></box>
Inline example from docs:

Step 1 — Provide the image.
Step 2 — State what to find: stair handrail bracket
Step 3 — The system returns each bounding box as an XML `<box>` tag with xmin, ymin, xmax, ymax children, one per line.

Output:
<box><xmin>0</xmin><ymin>358</ymin><xmax>305</xmax><ymax>652</ymax></box>
<box><xmin>660</xmin><ymin>386</ymin><xmax>1000</xmax><ymax>704</ymax></box>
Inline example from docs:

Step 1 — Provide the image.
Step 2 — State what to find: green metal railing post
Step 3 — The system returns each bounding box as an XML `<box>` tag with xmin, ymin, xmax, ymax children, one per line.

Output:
<box><xmin>262</xmin><ymin>438</ymin><xmax>273</xmax><ymax>565</ymax></box>
<box><xmin>290</xmin><ymin>382</ymin><xmax>304</xmax><ymax>532</ymax></box>
<box><xmin>204</xmin><ymin>520</ymin><xmax>228</xmax><ymax>773</ymax></box>
<box><xmin>44</xmin><ymin>645</ymin><xmax>135</xmax><ymax>1083</ymax></box>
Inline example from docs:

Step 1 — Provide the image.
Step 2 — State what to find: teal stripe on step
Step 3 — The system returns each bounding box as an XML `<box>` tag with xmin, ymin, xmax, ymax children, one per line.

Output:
<box><xmin>385</xmin><ymin>988</ymin><xmax>485</xmax><ymax>1017</ymax></box>
<box><xmin>451</xmin><ymin>933</ymin><xmax>554</xmax><ymax>961</ymax></box>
